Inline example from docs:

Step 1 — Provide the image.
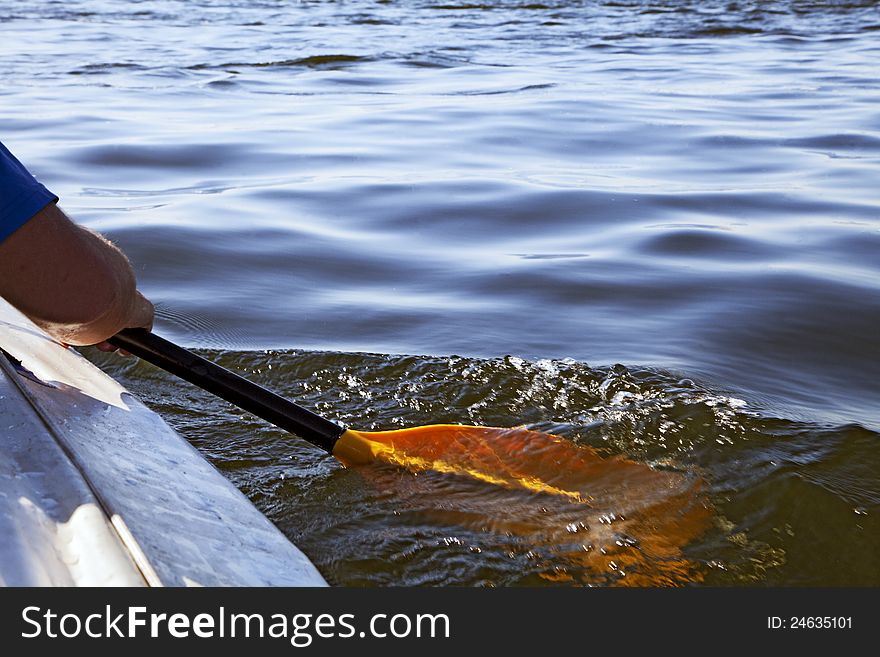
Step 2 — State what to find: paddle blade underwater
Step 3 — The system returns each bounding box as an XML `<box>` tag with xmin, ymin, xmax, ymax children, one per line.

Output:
<box><xmin>335</xmin><ymin>424</ymin><xmax>648</xmax><ymax>502</ymax></box>
<box><xmin>335</xmin><ymin>423</ymin><xmax>711</xmax><ymax>585</ymax></box>
<box><xmin>109</xmin><ymin>329</ymin><xmax>711</xmax><ymax>581</ymax></box>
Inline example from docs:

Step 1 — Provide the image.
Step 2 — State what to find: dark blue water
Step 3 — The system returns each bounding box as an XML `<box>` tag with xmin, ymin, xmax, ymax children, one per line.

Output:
<box><xmin>3</xmin><ymin>0</ymin><xmax>879</xmax><ymax>585</ymax></box>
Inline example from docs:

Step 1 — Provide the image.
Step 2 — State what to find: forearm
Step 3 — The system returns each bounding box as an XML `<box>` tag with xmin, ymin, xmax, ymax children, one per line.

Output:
<box><xmin>0</xmin><ymin>202</ymin><xmax>153</xmax><ymax>345</ymax></box>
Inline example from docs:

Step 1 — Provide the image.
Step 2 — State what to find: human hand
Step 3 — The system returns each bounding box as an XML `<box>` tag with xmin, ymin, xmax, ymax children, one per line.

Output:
<box><xmin>94</xmin><ymin>290</ymin><xmax>154</xmax><ymax>355</ymax></box>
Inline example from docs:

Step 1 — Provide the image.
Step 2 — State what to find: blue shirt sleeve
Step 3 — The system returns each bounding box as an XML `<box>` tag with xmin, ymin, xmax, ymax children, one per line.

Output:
<box><xmin>0</xmin><ymin>141</ymin><xmax>59</xmax><ymax>244</ymax></box>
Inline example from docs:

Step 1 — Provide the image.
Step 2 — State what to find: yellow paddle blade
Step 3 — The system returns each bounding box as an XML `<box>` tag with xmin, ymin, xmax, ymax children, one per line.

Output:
<box><xmin>333</xmin><ymin>424</ymin><xmax>712</xmax><ymax>585</ymax></box>
<box><xmin>333</xmin><ymin>424</ymin><xmax>693</xmax><ymax>503</ymax></box>
<box><xmin>334</xmin><ymin>424</ymin><xmax>603</xmax><ymax>500</ymax></box>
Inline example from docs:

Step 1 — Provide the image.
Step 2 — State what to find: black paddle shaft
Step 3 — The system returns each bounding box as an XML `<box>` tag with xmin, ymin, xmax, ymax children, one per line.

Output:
<box><xmin>108</xmin><ymin>328</ymin><xmax>345</xmax><ymax>453</ymax></box>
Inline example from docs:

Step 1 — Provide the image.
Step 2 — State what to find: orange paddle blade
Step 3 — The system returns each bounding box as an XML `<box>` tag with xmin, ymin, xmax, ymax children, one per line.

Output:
<box><xmin>334</xmin><ymin>424</ymin><xmax>607</xmax><ymax>500</ymax></box>
<box><xmin>334</xmin><ymin>424</ymin><xmax>711</xmax><ymax>585</ymax></box>
<box><xmin>332</xmin><ymin>423</ymin><xmax>698</xmax><ymax>503</ymax></box>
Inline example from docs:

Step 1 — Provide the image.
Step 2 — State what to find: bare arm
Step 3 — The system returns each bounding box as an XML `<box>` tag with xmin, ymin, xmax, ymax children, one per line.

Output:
<box><xmin>0</xmin><ymin>202</ymin><xmax>153</xmax><ymax>346</ymax></box>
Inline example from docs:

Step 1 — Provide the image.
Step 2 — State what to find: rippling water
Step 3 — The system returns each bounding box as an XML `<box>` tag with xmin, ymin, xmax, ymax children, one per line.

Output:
<box><xmin>3</xmin><ymin>0</ymin><xmax>879</xmax><ymax>585</ymax></box>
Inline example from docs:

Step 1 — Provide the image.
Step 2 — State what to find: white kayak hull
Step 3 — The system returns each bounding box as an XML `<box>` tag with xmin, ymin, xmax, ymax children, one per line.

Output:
<box><xmin>0</xmin><ymin>297</ymin><xmax>327</xmax><ymax>587</ymax></box>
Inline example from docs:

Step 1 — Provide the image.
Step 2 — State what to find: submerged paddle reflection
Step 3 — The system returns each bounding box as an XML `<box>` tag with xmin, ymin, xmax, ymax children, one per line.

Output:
<box><xmin>337</xmin><ymin>424</ymin><xmax>712</xmax><ymax>585</ymax></box>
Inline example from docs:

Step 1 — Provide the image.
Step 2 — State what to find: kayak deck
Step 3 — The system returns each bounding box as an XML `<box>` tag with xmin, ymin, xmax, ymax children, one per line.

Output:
<box><xmin>0</xmin><ymin>297</ymin><xmax>327</xmax><ymax>586</ymax></box>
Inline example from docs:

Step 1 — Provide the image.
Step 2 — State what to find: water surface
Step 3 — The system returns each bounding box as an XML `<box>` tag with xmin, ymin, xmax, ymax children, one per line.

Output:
<box><xmin>2</xmin><ymin>0</ymin><xmax>878</xmax><ymax>585</ymax></box>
